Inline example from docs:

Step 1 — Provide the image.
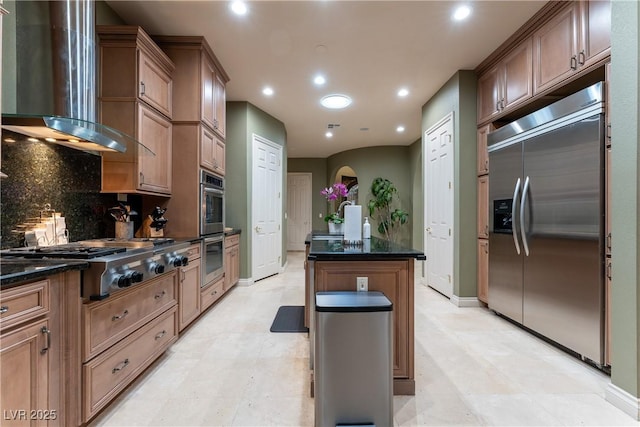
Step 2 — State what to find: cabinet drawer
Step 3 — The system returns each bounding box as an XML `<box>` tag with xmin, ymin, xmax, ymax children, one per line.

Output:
<box><xmin>225</xmin><ymin>234</ymin><xmax>240</xmax><ymax>248</ymax></box>
<box><xmin>83</xmin><ymin>272</ymin><xmax>177</xmax><ymax>361</ymax></box>
<box><xmin>200</xmin><ymin>277</ymin><xmax>224</xmax><ymax>312</ymax></box>
<box><xmin>185</xmin><ymin>243</ymin><xmax>201</xmax><ymax>262</ymax></box>
<box><xmin>83</xmin><ymin>306</ymin><xmax>177</xmax><ymax>421</ymax></box>
<box><xmin>0</xmin><ymin>280</ymin><xmax>50</xmax><ymax>331</ymax></box>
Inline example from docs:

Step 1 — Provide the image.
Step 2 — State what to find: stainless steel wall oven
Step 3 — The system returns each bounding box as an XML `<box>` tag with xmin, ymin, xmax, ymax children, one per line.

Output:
<box><xmin>200</xmin><ymin>170</ymin><xmax>224</xmax><ymax>236</ymax></box>
<box><xmin>203</xmin><ymin>234</ymin><xmax>224</xmax><ymax>286</ymax></box>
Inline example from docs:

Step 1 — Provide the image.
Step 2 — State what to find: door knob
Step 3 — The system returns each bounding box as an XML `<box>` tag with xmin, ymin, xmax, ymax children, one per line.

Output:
<box><xmin>426</xmin><ymin>227</ymin><xmax>432</xmax><ymax>233</ymax></box>
<box><xmin>255</xmin><ymin>226</ymin><xmax>262</xmax><ymax>233</ymax></box>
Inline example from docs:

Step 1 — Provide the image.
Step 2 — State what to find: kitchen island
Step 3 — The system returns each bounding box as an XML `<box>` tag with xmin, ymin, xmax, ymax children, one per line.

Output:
<box><xmin>305</xmin><ymin>232</ymin><xmax>425</xmax><ymax>395</ymax></box>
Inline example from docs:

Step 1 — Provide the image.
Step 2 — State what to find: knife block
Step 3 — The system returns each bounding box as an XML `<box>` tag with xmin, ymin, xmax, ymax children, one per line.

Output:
<box><xmin>137</xmin><ymin>216</ymin><xmax>164</xmax><ymax>238</ymax></box>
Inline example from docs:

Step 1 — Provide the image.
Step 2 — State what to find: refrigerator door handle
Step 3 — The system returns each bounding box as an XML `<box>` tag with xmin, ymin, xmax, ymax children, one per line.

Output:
<box><xmin>520</xmin><ymin>176</ymin><xmax>530</xmax><ymax>256</ymax></box>
<box><xmin>512</xmin><ymin>178</ymin><xmax>521</xmax><ymax>255</ymax></box>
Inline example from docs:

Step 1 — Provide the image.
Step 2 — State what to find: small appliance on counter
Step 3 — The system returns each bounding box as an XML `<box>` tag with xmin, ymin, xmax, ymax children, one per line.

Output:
<box><xmin>137</xmin><ymin>206</ymin><xmax>168</xmax><ymax>238</ymax></box>
<box><xmin>21</xmin><ymin>203</ymin><xmax>69</xmax><ymax>247</ymax></box>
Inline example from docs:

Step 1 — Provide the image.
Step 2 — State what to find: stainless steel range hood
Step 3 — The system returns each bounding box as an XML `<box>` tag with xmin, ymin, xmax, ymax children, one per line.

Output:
<box><xmin>1</xmin><ymin>0</ymin><xmax>146</xmax><ymax>155</ymax></box>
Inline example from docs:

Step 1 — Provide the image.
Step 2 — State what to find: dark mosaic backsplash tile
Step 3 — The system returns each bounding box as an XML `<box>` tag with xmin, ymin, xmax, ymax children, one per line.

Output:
<box><xmin>1</xmin><ymin>137</ymin><xmax>120</xmax><ymax>249</ymax></box>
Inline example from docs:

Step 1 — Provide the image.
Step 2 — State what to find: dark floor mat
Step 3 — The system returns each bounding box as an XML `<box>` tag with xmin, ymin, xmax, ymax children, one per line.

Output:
<box><xmin>270</xmin><ymin>305</ymin><xmax>308</xmax><ymax>333</ymax></box>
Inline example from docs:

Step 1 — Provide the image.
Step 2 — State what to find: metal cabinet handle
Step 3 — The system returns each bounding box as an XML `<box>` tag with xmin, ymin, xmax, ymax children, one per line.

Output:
<box><xmin>40</xmin><ymin>326</ymin><xmax>51</xmax><ymax>354</ymax></box>
<box><xmin>0</xmin><ymin>306</ymin><xmax>8</xmax><ymax>314</ymax></box>
<box><xmin>496</xmin><ymin>101</ymin><xmax>501</xmax><ymax>112</ymax></box>
<box><xmin>483</xmin><ymin>241</ymin><xmax>489</xmax><ymax>254</ymax></box>
<box><xmin>607</xmin><ymin>232</ymin><xmax>612</xmax><ymax>250</ymax></box>
<box><xmin>139</xmin><ymin>172</ymin><xmax>145</xmax><ymax>184</ymax></box>
<box><xmin>512</xmin><ymin>178</ymin><xmax>521</xmax><ymax>255</ymax></box>
<box><xmin>520</xmin><ymin>176</ymin><xmax>531</xmax><ymax>256</ymax></box>
<box><xmin>578</xmin><ymin>50</ymin><xmax>585</xmax><ymax>66</ymax></box>
<box><xmin>211</xmin><ymin>289</ymin><xmax>218</xmax><ymax>296</ymax></box>
<box><xmin>112</xmin><ymin>358</ymin><xmax>130</xmax><ymax>374</ymax></box>
<box><xmin>484</xmin><ymin>159</ymin><xmax>489</xmax><ymax>171</ymax></box>
<box><xmin>484</xmin><ymin>225</ymin><xmax>489</xmax><ymax>236</ymax></box>
<box><xmin>155</xmin><ymin>330</ymin><xmax>167</xmax><ymax>340</ymax></box>
<box><xmin>140</xmin><ymin>81</ymin><xmax>146</xmax><ymax>96</ymax></box>
<box><xmin>112</xmin><ymin>309</ymin><xmax>129</xmax><ymax>321</ymax></box>
<box><xmin>570</xmin><ymin>55</ymin><xmax>578</xmax><ymax>70</ymax></box>
<box><xmin>607</xmin><ymin>261</ymin><xmax>612</xmax><ymax>280</ymax></box>
<box><xmin>154</xmin><ymin>291</ymin><xmax>166</xmax><ymax>300</ymax></box>
<box><xmin>500</xmin><ymin>99</ymin><xmax>505</xmax><ymax>110</ymax></box>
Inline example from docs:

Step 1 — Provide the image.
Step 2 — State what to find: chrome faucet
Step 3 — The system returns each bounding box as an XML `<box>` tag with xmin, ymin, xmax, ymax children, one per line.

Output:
<box><xmin>337</xmin><ymin>200</ymin><xmax>353</xmax><ymax>217</ymax></box>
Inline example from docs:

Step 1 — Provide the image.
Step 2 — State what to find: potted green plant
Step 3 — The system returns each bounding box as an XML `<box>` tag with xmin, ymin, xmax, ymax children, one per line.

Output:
<box><xmin>321</xmin><ymin>183</ymin><xmax>348</xmax><ymax>233</ymax></box>
<box><xmin>367</xmin><ymin>177</ymin><xmax>409</xmax><ymax>242</ymax></box>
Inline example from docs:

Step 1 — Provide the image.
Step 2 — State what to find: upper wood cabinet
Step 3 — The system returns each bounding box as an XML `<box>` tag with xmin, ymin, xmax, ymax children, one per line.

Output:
<box><xmin>533</xmin><ymin>1</ymin><xmax>610</xmax><ymax>94</ymax></box>
<box><xmin>155</xmin><ymin>36</ymin><xmax>229</xmax><ymax>139</ymax></box>
<box><xmin>200</xmin><ymin>125</ymin><xmax>225</xmax><ymax>175</ymax></box>
<box><xmin>477</xmin><ymin>38</ymin><xmax>533</xmax><ymax>124</ymax></box>
<box><xmin>98</xmin><ymin>26</ymin><xmax>175</xmax><ymax>196</ymax></box>
<box><xmin>477</xmin><ymin>124</ymin><xmax>494</xmax><ymax>175</ymax></box>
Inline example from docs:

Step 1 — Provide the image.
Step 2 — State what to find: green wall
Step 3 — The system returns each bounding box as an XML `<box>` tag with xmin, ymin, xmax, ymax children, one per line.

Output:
<box><xmin>288</xmin><ymin>158</ymin><xmax>327</xmax><ymax>231</ymax></box>
<box><xmin>420</xmin><ymin>70</ymin><xmax>478</xmax><ymax>299</ymax></box>
<box><xmin>609</xmin><ymin>0</ymin><xmax>640</xmax><ymax>405</ymax></box>
<box><xmin>226</xmin><ymin>101</ymin><xmax>287</xmax><ymax>280</ymax></box>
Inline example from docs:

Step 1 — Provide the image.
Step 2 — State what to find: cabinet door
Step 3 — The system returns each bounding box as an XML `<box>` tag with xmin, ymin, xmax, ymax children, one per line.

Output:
<box><xmin>213</xmin><ymin>72</ymin><xmax>226</xmax><ymax>139</ymax></box>
<box><xmin>605</xmin><ymin>256</ymin><xmax>611</xmax><ymax>366</ymax></box>
<box><xmin>606</xmin><ymin>144</ymin><xmax>611</xmax><ymax>256</ymax></box>
<box><xmin>200</xmin><ymin>125</ymin><xmax>216</xmax><ymax>171</ymax></box>
<box><xmin>477</xmin><ymin>239</ymin><xmax>489</xmax><ymax>303</ymax></box>
<box><xmin>137</xmin><ymin>104</ymin><xmax>172</xmax><ymax>194</ymax></box>
<box><xmin>230</xmin><ymin>245</ymin><xmax>240</xmax><ymax>288</ymax></box>
<box><xmin>477</xmin><ymin>175</ymin><xmax>489</xmax><ymax>239</ymax></box>
<box><xmin>213</xmin><ymin>136</ymin><xmax>226</xmax><ymax>176</ymax></box>
<box><xmin>1</xmin><ymin>320</ymin><xmax>50</xmax><ymax>426</ymax></box>
<box><xmin>179</xmin><ymin>258</ymin><xmax>201</xmax><ymax>331</ymax></box>
<box><xmin>224</xmin><ymin>246</ymin><xmax>233</xmax><ymax>291</ymax></box>
<box><xmin>580</xmin><ymin>0</ymin><xmax>611</xmax><ymax>67</ymax></box>
<box><xmin>201</xmin><ymin>57</ymin><xmax>216</xmax><ymax>130</ymax></box>
<box><xmin>477</xmin><ymin>124</ymin><xmax>493</xmax><ymax>175</ymax></box>
<box><xmin>502</xmin><ymin>37</ymin><xmax>533</xmax><ymax>110</ymax></box>
<box><xmin>477</xmin><ymin>65</ymin><xmax>501</xmax><ymax>124</ymax></box>
<box><xmin>533</xmin><ymin>3</ymin><xmax>579</xmax><ymax>94</ymax></box>
<box><xmin>138</xmin><ymin>49</ymin><xmax>172</xmax><ymax>118</ymax></box>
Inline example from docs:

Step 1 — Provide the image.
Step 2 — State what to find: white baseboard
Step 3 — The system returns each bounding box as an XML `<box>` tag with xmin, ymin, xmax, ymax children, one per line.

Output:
<box><xmin>237</xmin><ymin>278</ymin><xmax>253</xmax><ymax>286</ymax></box>
<box><xmin>450</xmin><ymin>295</ymin><xmax>483</xmax><ymax>308</ymax></box>
<box><xmin>606</xmin><ymin>382</ymin><xmax>640</xmax><ymax>420</ymax></box>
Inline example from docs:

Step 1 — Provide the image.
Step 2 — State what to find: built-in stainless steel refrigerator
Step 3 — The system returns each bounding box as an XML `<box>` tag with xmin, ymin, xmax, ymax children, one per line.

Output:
<box><xmin>488</xmin><ymin>82</ymin><xmax>605</xmax><ymax>365</ymax></box>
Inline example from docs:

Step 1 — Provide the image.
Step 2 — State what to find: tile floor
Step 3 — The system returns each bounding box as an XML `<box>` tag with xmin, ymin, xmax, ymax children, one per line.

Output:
<box><xmin>89</xmin><ymin>252</ymin><xmax>639</xmax><ymax>426</ymax></box>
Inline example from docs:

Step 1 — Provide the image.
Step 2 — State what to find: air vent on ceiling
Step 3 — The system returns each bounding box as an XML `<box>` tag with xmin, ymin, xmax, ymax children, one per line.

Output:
<box><xmin>327</xmin><ymin>123</ymin><xmax>340</xmax><ymax>129</ymax></box>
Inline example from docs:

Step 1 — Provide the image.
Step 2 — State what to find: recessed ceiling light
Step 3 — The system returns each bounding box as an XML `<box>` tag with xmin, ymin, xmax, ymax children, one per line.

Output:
<box><xmin>45</xmin><ymin>137</ymin><xmax>57</xmax><ymax>142</ymax></box>
<box><xmin>396</xmin><ymin>125</ymin><xmax>405</xmax><ymax>133</ymax></box>
<box><xmin>230</xmin><ymin>1</ymin><xmax>248</xmax><ymax>15</ymax></box>
<box><xmin>314</xmin><ymin>75</ymin><xmax>326</xmax><ymax>86</ymax></box>
<box><xmin>397</xmin><ymin>88</ymin><xmax>409</xmax><ymax>97</ymax></box>
<box><xmin>27</xmin><ymin>137</ymin><xmax>39</xmax><ymax>143</ymax></box>
<box><xmin>325</xmin><ymin>131</ymin><xmax>333</xmax><ymax>138</ymax></box>
<box><xmin>262</xmin><ymin>86</ymin><xmax>274</xmax><ymax>96</ymax></box>
<box><xmin>453</xmin><ymin>5</ymin><xmax>471</xmax><ymax>21</ymax></box>
<box><xmin>4</xmin><ymin>137</ymin><xmax>15</xmax><ymax>143</ymax></box>
<box><xmin>321</xmin><ymin>94</ymin><xmax>352</xmax><ymax>109</ymax></box>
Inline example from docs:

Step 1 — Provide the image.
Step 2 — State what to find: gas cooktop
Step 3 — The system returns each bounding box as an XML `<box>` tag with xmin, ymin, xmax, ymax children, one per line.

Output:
<box><xmin>1</xmin><ymin>244</ymin><xmax>126</xmax><ymax>259</ymax></box>
<box><xmin>79</xmin><ymin>238</ymin><xmax>175</xmax><ymax>249</ymax></box>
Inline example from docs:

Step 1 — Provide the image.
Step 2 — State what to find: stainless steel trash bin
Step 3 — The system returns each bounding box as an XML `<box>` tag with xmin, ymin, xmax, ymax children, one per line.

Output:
<box><xmin>314</xmin><ymin>291</ymin><xmax>393</xmax><ymax>427</ymax></box>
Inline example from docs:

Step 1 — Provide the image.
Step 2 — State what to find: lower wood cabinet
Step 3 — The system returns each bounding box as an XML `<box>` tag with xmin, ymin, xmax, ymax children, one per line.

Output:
<box><xmin>477</xmin><ymin>239</ymin><xmax>489</xmax><ymax>304</ymax></box>
<box><xmin>201</xmin><ymin>277</ymin><xmax>225</xmax><ymax>311</ymax></box>
<box><xmin>178</xmin><ymin>243</ymin><xmax>202</xmax><ymax>331</ymax></box>
<box><xmin>224</xmin><ymin>234</ymin><xmax>240</xmax><ymax>291</ymax></box>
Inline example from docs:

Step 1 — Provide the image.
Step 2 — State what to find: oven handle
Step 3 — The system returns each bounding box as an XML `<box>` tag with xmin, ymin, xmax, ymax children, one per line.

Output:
<box><xmin>202</xmin><ymin>186</ymin><xmax>224</xmax><ymax>196</ymax></box>
<box><xmin>204</xmin><ymin>235</ymin><xmax>224</xmax><ymax>244</ymax></box>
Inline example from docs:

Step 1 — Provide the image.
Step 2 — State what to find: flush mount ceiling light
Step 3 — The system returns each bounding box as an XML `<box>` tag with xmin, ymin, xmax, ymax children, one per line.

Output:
<box><xmin>325</xmin><ymin>131</ymin><xmax>333</xmax><ymax>138</ymax></box>
<box><xmin>397</xmin><ymin>88</ymin><xmax>409</xmax><ymax>97</ymax></box>
<box><xmin>396</xmin><ymin>125</ymin><xmax>405</xmax><ymax>133</ymax></box>
<box><xmin>230</xmin><ymin>1</ymin><xmax>248</xmax><ymax>15</ymax></box>
<box><xmin>453</xmin><ymin>5</ymin><xmax>471</xmax><ymax>21</ymax></box>
<box><xmin>321</xmin><ymin>94</ymin><xmax>352</xmax><ymax>109</ymax></box>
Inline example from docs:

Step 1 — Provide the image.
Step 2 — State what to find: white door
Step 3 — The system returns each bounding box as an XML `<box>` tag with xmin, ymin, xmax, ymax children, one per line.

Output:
<box><xmin>287</xmin><ymin>173</ymin><xmax>312</xmax><ymax>251</ymax></box>
<box><xmin>252</xmin><ymin>134</ymin><xmax>282</xmax><ymax>281</ymax></box>
<box><xmin>424</xmin><ymin>112</ymin><xmax>454</xmax><ymax>298</ymax></box>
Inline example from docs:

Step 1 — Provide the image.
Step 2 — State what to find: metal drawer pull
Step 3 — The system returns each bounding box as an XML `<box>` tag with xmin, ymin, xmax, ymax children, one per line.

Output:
<box><xmin>112</xmin><ymin>310</ymin><xmax>129</xmax><ymax>321</ymax></box>
<box><xmin>112</xmin><ymin>359</ymin><xmax>130</xmax><ymax>374</ymax></box>
<box><xmin>40</xmin><ymin>326</ymin><xmax>51</xmax><ymax>354</ymax></box>
<box><xmin>154</xmin><ymin>291</ymin><xmax>166</xmax><ymax>300</ymax></box>
<box><xmin>211</xmin><ymin>289</ymin><xmax>218</xmax><ymax>296</ymax></box>
<box><xmin>570</xmin><ymin>55</ymin><xmax>578</xmax><ymax>70</ymax></box>
<box><xmin>155</xmin><ymin>330</ymin><xmax>167</xmax><ymax>340</ymax></box>
<box><xmin>0</xmin><ymin>306</ymin><xmax>8</xmax><ymax>314</ymax></box>
<box><xmin>578</xmin><ymin>50</ymin><xmax>585</xmax><ymax>66</ymax></box>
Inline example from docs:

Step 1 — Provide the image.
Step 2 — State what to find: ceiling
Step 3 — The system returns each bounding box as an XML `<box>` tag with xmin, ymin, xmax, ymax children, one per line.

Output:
<box><xmin>105</xmin><ymin>1</ymin><xmax>546</xmax><ymax>158</ymax></box>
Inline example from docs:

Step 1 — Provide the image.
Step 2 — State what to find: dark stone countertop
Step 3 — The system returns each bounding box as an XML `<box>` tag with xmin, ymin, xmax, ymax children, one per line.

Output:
<box><xmin>225</xmin><ymin>228</ymin><xmax>242</xmax><ymax>237</ymax></box>
<box><xmin>306</xmin><ymin>232</ymin><xmax>426</xmax><ymax>261</ymax></box>
<box><xmin>1</xmin><ymin>258</ymin><xmax>89</xmax><ymax>288</ymax></box>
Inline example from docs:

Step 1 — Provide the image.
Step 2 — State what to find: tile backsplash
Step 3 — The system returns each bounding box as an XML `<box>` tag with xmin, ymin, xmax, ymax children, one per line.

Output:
<box><xmin>1</xmin><ymin>135</ymin><xmax>120</xmax><ymax>249</ymax></box>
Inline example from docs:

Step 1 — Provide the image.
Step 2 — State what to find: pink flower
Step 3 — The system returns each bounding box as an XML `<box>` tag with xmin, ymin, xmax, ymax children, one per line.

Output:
<box><xmin>321</xmin><ymin>183</ymin><xmax>348</xmax><ymax>201</ymax></box>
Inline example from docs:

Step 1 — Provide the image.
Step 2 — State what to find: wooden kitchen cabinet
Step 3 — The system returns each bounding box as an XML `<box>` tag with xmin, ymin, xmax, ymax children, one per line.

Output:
<box><xmin>533</xmin><ymin>1</ymin><xmax>610</xmax><ymax>94</ymax></box>
<box><xmin>1</xmin><ymin>273</ymin><xmax>82</xmax><ymax>427</ymax></box>
<box><xmin>98</xmin><ymin>26</ymin><xmax>175</xmax><ymax>196</ymax></box>
<box><xmin>477</xmin><ymin>175</ymin><xmax>489</xmax><ymax>239</ymax></box>
<box><xmin>477</xmin><ymin>38</ymin><xmax>533</xmax><ymax>124</ymax></box>
<box><xmin>178</xmin><ymin>244</ymin><xmax>202</xmax><ymax>331</ymax></box>
<box><xmin>224</xmin><ymin>234</ymin><xmax>241</xmax><ymax>291</ymax></box>
<box><xmin>605</xmin><ymin>256</ymin><xmax>611</xmax><ymax>366</ymax></box>
<box><xmin>477</xmin><ymin>239</ymin><xmax>489</xmax><ymax>304</ymax></box>
<box><xmin>477</xmin><ymin>124</ymin><xmax>493</xmax><ymax>176</ymax></box>
<box><xmin>200</xmin><ymin>125</ymin><xmax>226</xmax><ymax>175</ymax></box>
<box><xmin>201</xmin><ymin>277</ymin><xmax>225</xmax><ymax>312</ymax></box>
<box><xmin>155</xmin><ymin>36</ymin><xmax>229</xmax><ymax>140</ymax></box>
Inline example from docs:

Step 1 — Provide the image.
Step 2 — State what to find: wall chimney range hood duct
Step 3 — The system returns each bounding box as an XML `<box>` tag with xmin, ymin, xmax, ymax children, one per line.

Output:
<box><xmin>2</xmin><ymin>1</ymin><xmax>150</xmax><ymax>155</ymax></box>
